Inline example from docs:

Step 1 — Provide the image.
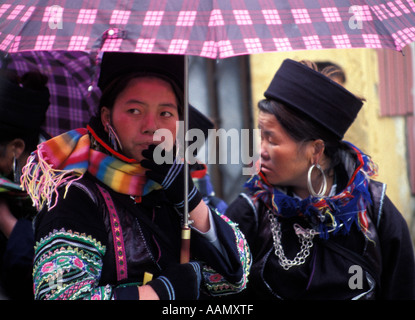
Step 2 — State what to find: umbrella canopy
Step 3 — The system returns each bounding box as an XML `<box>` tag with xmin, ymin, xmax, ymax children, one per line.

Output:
<box><xmin>1</xmin><ymin>0</ymin><xmax>415</xmax><ymax>59</ymax></box>
<box><xmin>3</xmin><ymin>0</ymin><xmax>415</xmax><ymax>136</ymax></box>
<box><xmin>2</xmin><ymin>0</ymin><xmax>415</xmax><ymax>264</ymax></box>
<box><xmin>3</xmin><ymin>50</ymin><xmax>100</xmax><ymax>137</ymax></box>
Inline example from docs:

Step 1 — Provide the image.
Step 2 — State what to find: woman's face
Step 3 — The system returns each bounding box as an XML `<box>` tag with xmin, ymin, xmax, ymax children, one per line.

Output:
<box><xmin>101</xmin><ymin>76</ymin><xmax>180</xmax><ymax>162</ymax></box>
<box><xmin>258</xmin><ymin>111</ymin><xmax>313</xmax><ymax>193</ymax></box>
<box><xmin>0</xmin><ymin>139</ymin><xmax>25</xmax><ymax>178</ymax></box>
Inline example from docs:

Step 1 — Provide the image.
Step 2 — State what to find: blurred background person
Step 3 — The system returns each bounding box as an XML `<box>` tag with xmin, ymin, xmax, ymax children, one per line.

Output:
<box><xmin>0</xmin><ymin>69</ymin><xmax>50</xmax><ymax>299</ymax></box>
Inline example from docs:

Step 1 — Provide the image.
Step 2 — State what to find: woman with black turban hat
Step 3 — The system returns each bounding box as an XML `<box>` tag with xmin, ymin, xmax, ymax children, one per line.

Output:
<box><xmin>225</xmin><ymin>59</ymin><xmax>415</xmax><ymax>300</ymax></box>
<box><xmin>0</xmin><ymin>69</ymin><xmax>50</xmax><ymax>300</ymax></box>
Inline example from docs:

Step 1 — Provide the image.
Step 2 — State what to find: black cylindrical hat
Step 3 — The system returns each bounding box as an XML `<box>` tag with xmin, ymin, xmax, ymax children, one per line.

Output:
<box><xmin>97</xmin><ymin>52</ymin><xmax>185</xmax><ymax>117</ymax></box>
<box><xmin>264</xmin><ymin>59</ymin><xmax>363</xmax><ymax>140</ymax></box>
<box><xmin>98</xmin><ymin>52</ymin><xmax>184</xmax><ymax>93</ymax></box>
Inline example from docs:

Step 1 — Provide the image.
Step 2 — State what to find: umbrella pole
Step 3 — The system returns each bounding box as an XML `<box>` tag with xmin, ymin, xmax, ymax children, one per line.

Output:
<box><xmin>180</xmin><ymin>55</ymin><xmax>191</xmax><ymax>264</ymax></box>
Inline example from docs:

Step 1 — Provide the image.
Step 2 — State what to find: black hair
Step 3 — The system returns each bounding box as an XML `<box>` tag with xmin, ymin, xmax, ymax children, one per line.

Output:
<box><xmin>0</xmin><ymin>70</ymin><xmax>49</xmax><ymax>152</ymax></box>
<box><xmin>315</xmin><ymin>61</ymin><xmax>346</xmax><ymax>84</ymax></box>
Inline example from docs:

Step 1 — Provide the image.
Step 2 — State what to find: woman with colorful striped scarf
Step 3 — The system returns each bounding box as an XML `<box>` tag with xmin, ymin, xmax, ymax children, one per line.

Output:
<box><xmin>23</xmin><ymin>53</ymin><xmax>250</xmax><ymax>300</ymax></box>
<box><xmin>225</xmin><ymin>59</ymin><xmax>415</xmax><ymax>300</ymax></box>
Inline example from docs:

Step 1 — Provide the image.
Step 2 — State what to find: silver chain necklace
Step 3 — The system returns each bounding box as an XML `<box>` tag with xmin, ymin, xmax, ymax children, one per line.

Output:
<box><xmin>267</xmin><ymin>210</ymin><xmax>316</xmax><ymax>270</ymax></box>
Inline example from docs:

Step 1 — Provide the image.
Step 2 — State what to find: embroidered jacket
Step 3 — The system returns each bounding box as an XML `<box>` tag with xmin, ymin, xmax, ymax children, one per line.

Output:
<box><xmin>32</xmin><ymin>174</ymin><xmax>250</xmax><ymax>300</ymax></box>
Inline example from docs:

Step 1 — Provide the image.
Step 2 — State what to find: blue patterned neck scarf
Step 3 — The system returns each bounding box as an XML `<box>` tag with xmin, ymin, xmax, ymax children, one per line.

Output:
<box><xmin>244</xmin><ymin>142</ymin><xmax>378</xmax><ymax>239</ymax></box>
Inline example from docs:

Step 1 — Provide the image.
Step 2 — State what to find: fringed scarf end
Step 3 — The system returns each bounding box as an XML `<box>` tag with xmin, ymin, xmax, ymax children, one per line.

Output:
<box><xmin>21</xmin><ymin>152</ymin><xmax>83</xmax><ymax>211</ymax></box>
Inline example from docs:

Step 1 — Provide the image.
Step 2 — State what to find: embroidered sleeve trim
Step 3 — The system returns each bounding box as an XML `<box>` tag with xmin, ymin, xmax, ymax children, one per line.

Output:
<box><xmin>202</xmin><ymin>209</ymin><xmax>251</xmax><ymax>296</ymax></box>
<box><xmin>33</xmin><ymin>229</ymin><xmax>114</xmax><ymax>300</ymax></box>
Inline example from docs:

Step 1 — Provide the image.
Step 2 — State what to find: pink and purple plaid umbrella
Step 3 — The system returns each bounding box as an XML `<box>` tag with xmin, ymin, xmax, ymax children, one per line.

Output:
<box><xmin>1</xmin><ymin>0</ymin><xmax>415</xmax><ymax>59</ymax></box>
<box><xmin>2</xmin><ymin>0</ymin><xmax>415</xmax><ymax>263</ymax></box>
<box><xmin>5</xmin><ymin>50</ymin><xmax>100</xmax><ymax>137</ymax></box>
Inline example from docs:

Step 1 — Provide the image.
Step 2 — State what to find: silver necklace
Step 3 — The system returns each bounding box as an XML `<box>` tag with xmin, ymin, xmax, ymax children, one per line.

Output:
<box><xmin>267</xmin><ymin>210</ymin><xmax>316</xmax><ymax>270</ymax></box>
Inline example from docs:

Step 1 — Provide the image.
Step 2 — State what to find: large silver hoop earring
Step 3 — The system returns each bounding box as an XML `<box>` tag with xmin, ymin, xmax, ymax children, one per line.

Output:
<box><xmin>13</xmin><ymin>155</ymin><xmax>21</xmax><ymax>184</ymax></box>
<box><xmin>307</xmin><ymin>164</ymin><xmax>327</xmax><ymax>197</ymax></box>
<box><xmin>106</xmin><ymin>123</ymin><xmax>123</xmax><ymax>152</ymax></box>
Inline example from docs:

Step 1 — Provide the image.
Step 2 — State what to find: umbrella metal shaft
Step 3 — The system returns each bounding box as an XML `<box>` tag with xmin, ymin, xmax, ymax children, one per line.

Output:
<box><xmin>181</xmin><ymin>55</ymin><xmax>190</xmax><ymax>264</ymax></box>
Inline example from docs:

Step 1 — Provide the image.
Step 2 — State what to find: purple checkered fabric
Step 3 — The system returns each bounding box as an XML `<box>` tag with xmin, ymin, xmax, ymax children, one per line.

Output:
<box><xmin>1</xmin><ymin>0</ymin><xmax>415</xmax><ymax>58</ymax></box>
<box><xmin>7</xmin><ymin>51</ymin><xmax>101</xmax><ymax>137</ymax></box>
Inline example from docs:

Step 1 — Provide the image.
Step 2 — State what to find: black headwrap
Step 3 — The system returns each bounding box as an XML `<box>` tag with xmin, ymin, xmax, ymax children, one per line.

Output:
<box><xmin>98</xmin><ymin>52</ymin><xmax>185</xmax><ymax>116</ymax></box>
<box><xmin>93</xmin><ymin>52</ymin><xmax>212</xmax><ymax>143</ymax></box>
<box><xmin>264</xmin><ymin>59</ymin><xmax>363</xmax><ymax>140</ymax></box>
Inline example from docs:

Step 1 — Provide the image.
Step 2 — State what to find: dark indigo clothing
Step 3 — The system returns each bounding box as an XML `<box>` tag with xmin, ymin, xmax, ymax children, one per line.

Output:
<box><xmin>226</xmin><ymin>180</ymin><xmax>415</xmax><ymax>300</ymax></box>
<box><xmin>33</xmin><ymin>173</ymin><xmax>249</xmax><ymax>299</ymax></box>
<box><xmin>0</xmin><ymin>219</ymin><xmax>34</xmax><ymax>300</ymax></box>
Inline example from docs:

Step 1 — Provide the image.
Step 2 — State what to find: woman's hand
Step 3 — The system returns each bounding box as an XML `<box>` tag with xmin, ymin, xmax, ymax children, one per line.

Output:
<box><xmin>0</xmin><ymin>199</ymin><xmax>17</xmax><ymax>238</ymax></box>
<box><xmin>141</xmin><ymin>144</ymin><xmax>203</xmax><ymax>214</ymax></box>
<box><xmin>146</xmin><ymin>262</ymin><xmax>202</xmax><ymax>300</ymax></box>
<box><xmin>138</xmin><ymin>285</ymin><xmax>160</xmax><ymax>300</ymax></box>
<box><xmin>141</xmin><ymin>145</ymin><xmax>211</xmax><ymax>232</ymax></box>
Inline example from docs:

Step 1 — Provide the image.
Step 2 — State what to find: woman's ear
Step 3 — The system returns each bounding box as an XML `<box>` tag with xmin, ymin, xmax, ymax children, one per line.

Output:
<box><xmin>310</xmin><ymin>139</ymin><xmax>325</xmax><ymax>164</ymax></box>
<box><xmin>9</xmin><ymin>138</ymin><xmax>25</xmax><ymax>160</ymax></box>
<box><xmin>101</xmin><ymin>107</ymin><xmax>111</xmax><ymax>132</ymax></box>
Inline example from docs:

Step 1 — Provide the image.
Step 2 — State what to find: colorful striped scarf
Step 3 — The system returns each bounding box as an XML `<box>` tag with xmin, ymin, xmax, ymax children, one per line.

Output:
<box><xmin>21</xmin><ymin>127</ymin><xmax>161</xmax><ymax>210</ymax></box>
<box><xmin>245</xmin><ymin>142</ymin><xmax>378</xmax><ymax>239</ymax></box>
<box><xmin>0</xmin><ymin>176</ymin><xmax>26</xmax><ymax>200</ymax></box>
<box><xmin>0</xmin><ymin>176</ymin><xmax>23</xmax><ymax>193</ymax></box>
